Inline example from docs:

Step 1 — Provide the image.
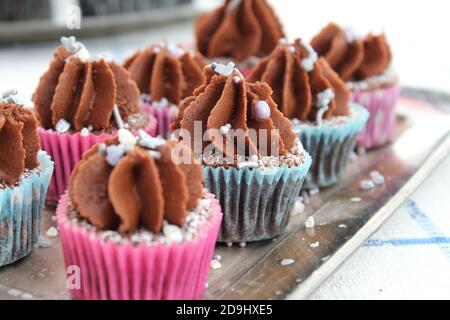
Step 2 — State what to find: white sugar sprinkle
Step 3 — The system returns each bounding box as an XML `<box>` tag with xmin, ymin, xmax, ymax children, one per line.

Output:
<box><xmin>237</xmin><ymin>161</ymin><xmax>259</xmax><ymax>169</ymax></box>
<box><xmin>370</xmin><ymin>171</ymin><xmax>385</xmax><ymax>185</ymax></box>
<box><xmin>118</xmin><ymin>129</ymin><xmax>137</xmax><ymax>151</ymax></box>
<box><xmin>309</xmin><ymin>241</ymin><xmax>320</xmax><ymax>248</ymax></box>
<box><xmin>80</xmin><ymin>127</ymin><xmax>90</xmax><ymax>137</ymax></box>
<box><xmin>7</xmin><ymin>289</ymin><xmax>22</xmax><ymax>297</ymax></box>
<box><xmin>210</xmin><ymin>259</ymin><xmax>222</xmax><ymax>270</ymax></box>
<box><xmin>280</xmin><ymin>258</ymin><xmax>295</xmax><ymax>266</ymax></box>
<box><xmin>350</xmin><ymin>197</ymin><xmax>362</xmax><ymax>202</ymax></box>
<box><xmin>106</xmin><ymin>145</ymin><xmax>125</xmax><ymax>166</ymax></box>
<box><xmin>239</xmin><ymin>242</ymin><xmax>247</xmax><ymax>248</ymax></box>
<box><xmin>305</xmin><ymin>216</ymin><xmax>315</xmax><ymax>229</ymax></box>
<box><xmin>55</xmin><ymin>119</ymin><xmax>71</xmax><ymax>133</ymax></box>
<box><xmin>37</xmin><ymin>236</ymin><xmax>51</xmax><ymax>248</ymax></box>
<box><xmin>162</xmin><ymin>224</ymin><xmax>183</xmax><ymax>243</ymax></box>
<box><xmin>214</xmin><ymin>62</ymin><xmax>235</xmax><ymax>77</ymax></box>
<box><xmin>45</xmin><ymin>227</ymin><xmax>58</xmax><ymax>238</ymax></box>
<box><xmin>360</xmin><ymin>180</ymin><xmax>375</xmax><ymax>190</ymax></box>
<box><xmin>339</xmin><ymin>224</ymin><xmax>347</xmax><ymax>229</ymax></box>
<box><xmin>138</xmin><ymin>130</ymin><xmax>165</xmax><ymax>149</ymax></box>
<box><xmin>148</xmin><ymin>150</ymin><xmax>162</xmax><ymax>160</ymax></box>
<box><xmin>291</xmin><ymin>199</ymin><xmax>305</xmax><ymax>216</ymax></box>
<box><xmin>219</xmin><ymin>123</ymin><xmax>232</xmax><ymax>135</ymax></box>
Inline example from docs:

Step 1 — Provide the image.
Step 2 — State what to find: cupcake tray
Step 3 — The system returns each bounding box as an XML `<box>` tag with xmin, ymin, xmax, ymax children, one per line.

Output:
<box><xmin>0</xmin><ymin>88</ymin><xmax>450</xmax><ymax>300</ymax></box>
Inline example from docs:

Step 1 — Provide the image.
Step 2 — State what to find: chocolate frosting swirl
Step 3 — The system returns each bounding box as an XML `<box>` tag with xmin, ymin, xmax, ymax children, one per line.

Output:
<box><xmin>171</xmin><ymin>63</ymin><xmax>297</xmax><ymax>161</ymax></box>
<box><xmin>33</xmin><ymin>38</ymin><xmax>141</xmax><ymax>131</ymax></box>
<box><xmin>311</xmin><ymin>23</ymin><xmax>392</xmax><ymax>81</ymax></box>
<box><xmin>69</xmin><ymin>132</ymin><xmax>204</xmax><ymax>233</ymax></box>
<box><xmin>124</xmin><ymin>43</ymin><xmax>207</xmax><ymax>105</ymax></box>
<box><xmin>248</xmin><ymin>39</ymin><xmax>351</xmax><ymax>121</ymax></box>
<box><xmin>196</xmin><ymin>0</ymin><xmax>284</xmax><ymax>62</ymax></box>
<box><xmin>0</xmin><ymin>101</ymin><xmax>40</xmax><ymax>185</ymax></box>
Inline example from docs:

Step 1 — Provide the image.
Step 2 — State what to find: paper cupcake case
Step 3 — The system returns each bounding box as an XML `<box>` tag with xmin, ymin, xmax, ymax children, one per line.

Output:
<box><xmin>352</xmin><ymin>84</ymin><xmax>400</xmax><ymax>149</ymax></box>
<box><xmin>294</xmin><ymin>103</ymin><xmax>369</xmax><ymax>190</ymax></box>
<box><xmin>141</xmin><ymin>101</ymin><xmax>174</xmax><ymax>138</ymax></box>
<box><xmin>0</xmin><ymin>151</ymin><xmax>54</xmax><ymax>267</ymax></box>
<box><xmin>203</xmin><ymin>155</ymin><xmax>312</xmax><ymax>243</ymax></box>
<box><xmin>56</xmin><ymin>192</ymin><xmax>222</xmax><ymax>300</ymax></box>
<box><xmin>38</xmin><ymin>115</ymin><xmax>157</xmax><ymax>203</ymax></box>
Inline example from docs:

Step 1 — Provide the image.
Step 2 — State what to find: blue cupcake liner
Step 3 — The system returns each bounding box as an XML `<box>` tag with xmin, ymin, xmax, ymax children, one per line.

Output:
<box><xmin>203</xmin><ymin>153</ymin><xmax>312</xmax><ymax>243</ymax></box>
<box><xmin>292</xmin><ymin>103</ymin><xmax>369</xmax><ymax>189</ymax></box>
<box><xmin>0</xmin><ymin>151</ymin><xmax>54</xmax><ymax>267</ymax></box>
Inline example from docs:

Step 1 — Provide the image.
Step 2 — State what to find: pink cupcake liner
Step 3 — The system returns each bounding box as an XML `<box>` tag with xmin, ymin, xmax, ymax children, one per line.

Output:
<box><xmin>142</xmin><ymin>101</ymin><xmax>174</xmax><ymax>138</ymax></box>
<box><xmin>352</xmin><ymin>84</ymin><xmax>400</xmax><ymax>149</ymax></box>
<box><xmin>39</xmin><ymin>115</ymin><xmax>157</xmax><ymax>203</ymax></box>
<box><xmin>56</xmin><ymin>192</ymin><xmax>222</xmax><ymax>300</ymax></box>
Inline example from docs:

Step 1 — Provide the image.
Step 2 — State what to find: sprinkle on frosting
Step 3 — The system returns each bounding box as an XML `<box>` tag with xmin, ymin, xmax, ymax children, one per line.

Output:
<box><xmin>70</xmin><ymin>134</ymin><xmax>204</xmax><ymax>234</ymax></box>
<box><xmin>196</xmin><ymin>0</ymin><xmax>285</xmax><ymax>61</ymax></box>
<box><xmin>248</xmin><ymin>39</ymin><xmax>351</xmax><ymax>122</ymax></box>
<box><xmin>311</xmin><ymin>22</ymin><xmax>392</xmax><ymax>81</ymax></box>
<box><xmin>254</xmin><ymin>100</ymin><xmax>271</xmax><ymax>120</ymax></box>
<box><xmin>33</xmin><ymin>36</ymin><xmax>141</xmax><ymax>131</ymax></box>
<box><xmin>123</xmin><ymin>42</ymin><xmax>207</xmax><ymax>105</ymax></box>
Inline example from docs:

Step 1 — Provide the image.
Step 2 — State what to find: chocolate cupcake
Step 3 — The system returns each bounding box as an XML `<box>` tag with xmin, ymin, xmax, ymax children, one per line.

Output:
<box><xmin>248</xmin><ymin>39</ymin><xmax>369</xmax><ymax>189</ymax></box>
<box><xmin>57</xmin><ymin>130</ymin><xmax>222</xmax><ymax>300</ymax></box>
<box><xmin>0</xmin><ymin>91</ymin><xmax>53</xmax><ymax>266</ymax></box>
<box><xmin>171</xmin><ymin>63</ymin><xmax>311</xmax><ymax>243</ymax></box>
<box><xmin>195</xmin><ymin>0</ymin><xmax>284</xmax><ymax>77</ymax></box>
<box><xmin>311</xmin><ymin>23</ymin><xmax>399</xmax><ymax>149</ymax></box>
<box><xmin>33</xmin><ymin>36</ymin><xmax>157</xmax><ymax>202</ymax></box>
<box><xmin>124</xmin><ymin>42</ymin><xmax>207</xmax><ymax>138</ymax></box>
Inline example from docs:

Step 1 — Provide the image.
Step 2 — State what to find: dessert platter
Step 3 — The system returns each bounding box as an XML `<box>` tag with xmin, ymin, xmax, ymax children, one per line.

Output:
<box><xmin>0</xmin><ymin>0</ymin><xmax>449</xmax><ymax>300</ymax></box>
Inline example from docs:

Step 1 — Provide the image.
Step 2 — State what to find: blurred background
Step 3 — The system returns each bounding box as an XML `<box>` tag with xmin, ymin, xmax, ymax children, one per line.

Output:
<box><xmin>0</xmin><ymin>0</ymin><xmax>448</xmax><ymax>98</ymax></box>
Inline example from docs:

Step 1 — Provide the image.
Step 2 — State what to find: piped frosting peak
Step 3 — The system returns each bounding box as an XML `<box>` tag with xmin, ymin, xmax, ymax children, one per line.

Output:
<box><xmin>171</xmin><ymin>62</ymin><xmax>297</xmax><ymax>162</ymax></box>
<box><xmin>124</xmin><ymin>42</ymin><xmax>207</xmax><ymax>105</ymax></box>
<box><xmin>248</xmin><ymin>39</ymin><xmax>351</xmax><ymax>122</ymax></box>
<box><xmin>311</xmin><ymin>23</ymin><xmax>392</xmax><ymax>81</ymax></box>
<box><xmin>69</xmin><ymin>130</ymin><xmax>204</xmax><ymax>234</ymax></box>
<box><xmin>33</xmin><ymin>36</ymin><xmax>141</xmax><ymax>131</ymax></box>
<box><xmin>196</xmin><ymin>0</ymin><xmax>284</xmax><ymax>62</ymax></box>
<box><xmin>0</xmin><ymin>91</ymin><xmax>40</xmax><ymax>185</ymax></box>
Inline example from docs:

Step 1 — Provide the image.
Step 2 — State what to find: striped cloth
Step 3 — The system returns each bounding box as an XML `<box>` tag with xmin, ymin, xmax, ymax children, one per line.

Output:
<box><xmin>310</xmin><ymin>156</ymin><xmax>450</xmax><ymax>300</ymax></box>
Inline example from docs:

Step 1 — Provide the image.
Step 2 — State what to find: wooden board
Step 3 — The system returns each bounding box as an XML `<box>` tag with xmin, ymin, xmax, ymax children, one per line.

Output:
<box><xmin>0</xmin><ymin>88</ymin><xmax>449</xmax><ymax>300</ymax></box>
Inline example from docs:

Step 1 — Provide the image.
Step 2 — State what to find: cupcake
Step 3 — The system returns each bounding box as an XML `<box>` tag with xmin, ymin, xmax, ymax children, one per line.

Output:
<box><xmin>195</xmin><ymin>0</ymin><xmax>285</xmax><ymax>77</ymax></box>
<box><xmin>248</xmin><ymin>39</ymin><xmax>369</xmax><ymax>189</ymax></box>
<box><xmin>0</xmin><ymin>92</ymin><xmax>54</xmax><ymax>267</ymax></box>
<box><xmin>33</xmin><ymin>36</ymin><xmax>157</xmax><ymax>202</ymax></box>
<box><xmin>311</xmin><ymin>23</ymin><xmax>399</xmax><ymax>149</ymax></box>
<box><xmin>124</xmin><ymin>42</ymin><xmax>207</xmax><ymax>138</ymax></box>
<box><xmin>57</xmin><ymin>130</ymin><xmax>222</xmax><ymax>300</ymax></box>
<box><xmin>171</xmin><ymin>63</ymin><xmax>312</xmax><ymax>243</ymax></box>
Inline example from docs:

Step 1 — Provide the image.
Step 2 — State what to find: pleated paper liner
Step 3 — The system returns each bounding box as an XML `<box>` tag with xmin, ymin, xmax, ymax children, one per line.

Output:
<box><xmin>56</xmin><ymin>192</ymin><xmax>222</xmax><ymax>300</ymax></box>
<box><xmin>141</xmin><ymin>101</ymin><xmax>174</xmax><ymax>138</ymax></box>
<box><xmin>39</xmin><ymin>111</ymin><xmax>157</xmax><ymax>203</ymax></box>
<box><xmin>203</xmin><ymin>154</ymin><xmax>312</xmax><ymax>243</ymax></box>
<box><xmin>353</xmin><ymin>84</ymin><xmax>400</xmax><ymax>149</ymax></box>
<box><xmin>0</xmin><ymin>151</ymin><xmax>54</xmax><ymax>266</ymax></box>
<box><xmin>294</xmin><ymin>103</ymin><xmax>369</xmax><ymax>190</ymax></box>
